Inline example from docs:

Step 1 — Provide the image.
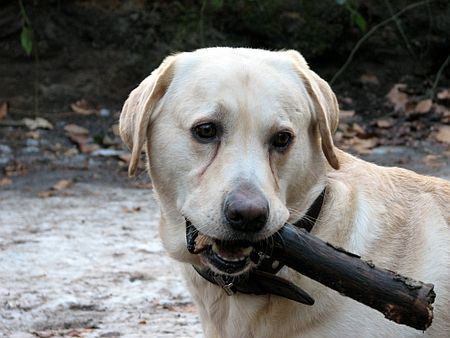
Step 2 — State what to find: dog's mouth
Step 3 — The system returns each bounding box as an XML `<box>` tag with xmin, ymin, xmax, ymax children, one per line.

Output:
<box><xmin>186</xmin><ymin>220</ymin><xmax>261</xmax><ymax>275</ymax></box>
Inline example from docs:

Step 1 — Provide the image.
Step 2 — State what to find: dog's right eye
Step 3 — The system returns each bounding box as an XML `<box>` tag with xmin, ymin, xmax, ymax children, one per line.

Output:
<box><xmin>192</xmin><ymin>123</ymin><xmax>218</xmax><ymax>143</ymax></box>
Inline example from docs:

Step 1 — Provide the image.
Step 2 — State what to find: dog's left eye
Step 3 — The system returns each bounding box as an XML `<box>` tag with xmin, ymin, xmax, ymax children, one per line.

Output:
<box><xmin>192</xmin><ymin>122</ymin><xmax>218</xmax><ymax>143</ymax></box>
<box><xmin>271</xmin><ymin>131</ymin><xmax>293</xmax><ymax>151</ymax></box>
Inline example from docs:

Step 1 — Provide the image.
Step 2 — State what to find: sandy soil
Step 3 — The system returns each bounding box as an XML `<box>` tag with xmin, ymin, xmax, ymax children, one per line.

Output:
<box><xmin>0</xmin><ymin>181</ymin><xmax>202</xmax><ymax>338</ymax></box>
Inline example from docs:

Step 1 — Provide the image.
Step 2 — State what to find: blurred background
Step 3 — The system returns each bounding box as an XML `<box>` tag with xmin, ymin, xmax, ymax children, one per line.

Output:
<box><xmin>0</xmin><ymin>1</ymin><xmax>449</xmax><ymax>337</ymax></box>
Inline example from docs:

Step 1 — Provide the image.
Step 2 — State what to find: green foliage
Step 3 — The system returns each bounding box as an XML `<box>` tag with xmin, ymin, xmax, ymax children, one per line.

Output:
<box><xmin>18</xmin><ymin>0</ymin><xmax>33</xmax><ymax>56</ymax></box>
<box><xmin>20</xmin><ymin>25</ymin><xmax>33</xmax><ymax>56</ymax></box>
<box><xmin>337</xmin><ymin>0</ymin><xmax>367</xmax><ymax>33</ymax></box>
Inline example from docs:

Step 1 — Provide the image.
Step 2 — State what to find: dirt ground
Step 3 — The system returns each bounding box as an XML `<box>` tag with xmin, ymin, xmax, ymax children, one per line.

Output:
<box><xmin>0</xmin><ymin>171</ymin><xmax>203</xmax><ymax>338</ymax></box>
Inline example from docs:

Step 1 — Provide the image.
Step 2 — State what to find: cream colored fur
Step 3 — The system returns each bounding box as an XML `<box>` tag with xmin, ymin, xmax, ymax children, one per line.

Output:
<box><xmin>120</xmin><ymin>47</ymin><xmax>450</xmax><ymax>338</ymax></box>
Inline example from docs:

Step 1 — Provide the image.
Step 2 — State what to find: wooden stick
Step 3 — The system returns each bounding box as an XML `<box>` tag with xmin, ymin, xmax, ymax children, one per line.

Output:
<box><xmin>260</xmin><ymin>224</ymin><xmax>435</xmax><ymax>331</ymax></box>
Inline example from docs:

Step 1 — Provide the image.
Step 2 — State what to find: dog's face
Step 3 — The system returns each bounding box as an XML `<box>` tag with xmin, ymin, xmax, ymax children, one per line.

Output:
<box><xmin>120</xmin><ymin>48</ymin><xmax>339</xmax><ymax>275</ymax></box>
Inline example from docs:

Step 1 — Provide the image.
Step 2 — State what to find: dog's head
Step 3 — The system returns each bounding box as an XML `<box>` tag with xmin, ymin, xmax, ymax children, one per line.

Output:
<box><xmin>120</xmin><ymin>48</ymin><xmax>339</xmax><ymax>275</ymax></box>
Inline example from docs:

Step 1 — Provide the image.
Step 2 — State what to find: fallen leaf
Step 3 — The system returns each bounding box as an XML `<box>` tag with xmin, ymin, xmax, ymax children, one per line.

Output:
<box><xmin>163</xmin><ymin>302</ymin><xmax>197</xmax><ymax>313</ymax></box>
<box><xmin>414</xmin><ymin>99</ymin><xmax>433</xmax><ymax>114</ymax></box>
<box><xmin>64</xmin><ymin>148</ymin><xmax>79</xmax><ymax>156</ymax></box>
<box><xmin>79</xmin><ymin>143</ymin><xmax>100</xmax><ymax>154</ymax></box>
<box><xmin>25</xmin><ymin>131</ymin><xmax>40</xmax><ymax>139</ymax></box>
<box><xmin>351</xmin><ymin>122</ymin><xmax>366</xmax><ymax>136</ymax></box>
<box><xmin>334</xmin><ymin>131</ymin><xmax>344</xmax><ymax>143</ymax></box>
<box><xmin>386</xmin><ymin>84</ymin><xmax>408</xmax><ymax>112</ymax></box>
<box><xmin>434</xmin><ymin>104</ymin><xmax>450</xmax><ymax>116</ymax></box>
<box><xmin>70</xmin><ymin>99</ymin><xmax>97</xmax><ymax>115</ymax></box>
<box><xmin>64</xmin><ymin>124</ymin><xmax>90</xmax><ymax>146</ymax></box>
<box><xmin>52</xmin><ymin>179</ymin><xmax>73</xmax><ymax>191</ymax></box>
<box><xmin>437</xmin><ymin>89</ymin><xmax>450</xmax><ymax>100</ymax></box>
<box><xmin>434</xmin><ymin>125</ymin><xmax>450</xmax><ymax>144</ymax></box>
<box><xmin>123</xmin><ymin>206</ymin><xmax>141</xmax><ymax>213</ymax></box>
<box><xmin>64</xmin><ymin>123</ymin><xmax>89</xmax><ymax>136</ymax></box>
<box><xmin>350</xmin><ymin>137</ymin><xmax>378</xmax><ymax>154</ymax></box>
<box><xmin>359</xmin><ymin>73</ymin><xmax>379</xmax><ymax>85</ymax></box>
<box><xmin>37</xmin><ymin>190</ymin><xmax>56</xmax><ymax>198</ymax></box>
<box><xmin>0</xmin><ymin>177</ymin><xmax>12</xmax><ymax>186</ymax></box>
<box><xmin>0</xmin><ymin>102</ymin><xmax>7</xmax><ymax>121</ymax></box>
<box><xmin>23</xmin><ymin>117</ymin><xmax>53</xmax><ymax>130</ymax></box>
<box><xmin>375</xmin><ymin>118</ymin><xmax>395</xmax><ymax>128</ymax></box>
<box><xmin>111</xmin><ymin>124</ymin><xmax>120</xmax><ymax>136</ymax></box>
<box><xmin>339</xmin><ymin>110</ymin><xmax>355</xmax><ymax>123</ymax></box>
<box><xmin>5</xmin><ymin>161</ymin><xmax>27</xmax><ymax>176</ymax></box>
<box><xmin>131</xmin><ymin>182</ymin><xmax>153</xmax><ymax>189</ymax></box>
<box><xmin>339</xmin><ymin>97</ymin><xmax>353</xmax><ymax>105</ymax></box>
<box><xmin>118</xmin><ymin>153</ymin><xmax>131</xmax><ymax>163</ymax></box>
<box><xmin>422</xmin><ymin>154</ymin><xmax>443</xmax><ymax>168</ymax></box>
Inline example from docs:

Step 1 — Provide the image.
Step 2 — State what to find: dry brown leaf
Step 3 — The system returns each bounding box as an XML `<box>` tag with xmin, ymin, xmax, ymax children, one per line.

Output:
<box><xmin>0</xmin><ymin>177</ymin><xmax>12</xmax><ymax>186</ymax></box>
<box><xmin>0</xmin><ymin>102</ymin><xmax>7</xmax><ymax>121</ymax></box>
<box><xmin>340</xmin><ymin>97</ymin><xmax>353</xmax><ymax>105</ymax></box>
<box><xmin>164</xmin><ymin>302</ymin><xmax>197</xmax><ymax>313</ymax></box>
<box><xmin>350</xmin><ymin>137</ymin><xmax>378</xmax><ymax>154</ymax></box>
<box><xmin>351</xmin><ymin>122</ymin><xmax>366</xmax><ymax>136</ymax></box>
<box><xmin>434</xmin><ymin>125</ymin><xmax>450</xmax><ymax>144</ymax></box>
<box><xmin>70</xmin><ymin>99</ymin><xmax>97</xmax><ymax>115</ymax></box>
<box><xmin>131</xmin><ymin>182</ymin><xmax>153</xmax><ymax>189</ymax></box>
<box><xmin>434</xmin><ymin>104</ymin><xmax>450</xmax><ymax>116</ymax></box>
<box><xmin>111</xmin><ymin>124</ymin><xmax>120</xmax><ymax>136</ymax></box>
<box><xmin>375</xmin><ymin>118</ymin><xmax>395</xmax><ymax>128</ymax></box>
<box><xmin>23</xmin><ymin>117</ymin><xmax>54</xmax><ymax>130</ymax></box>
<box><xmin>64</xmin><ymin>124</ymin><xmax>89</xmax><ymax>136</ymax></box>
<box><xmin>37</xmin><ymin>190</ymin><xmax>56</xmax><ymax>198</ymax></box>
<box><xmin>123</xmin><ymin>206</ymin><xmax>142</xmax><ymax>213</ymax></box>
<box><xmin>64</xmin><ymin>124</ymin><xmax>90</xmax><ymax>146</ymax></box>
<box><xmin>422</xmin><ymin>154</ymin><xmax>443</xmax><ymax>168</ymax></box>
<box><xmin>118</xmin><ymin>153</ymin><xmax>132</xmax><ymax>163</ymax></box>
<box><xmin>437</xmin><ymin>89</ymin><xmax>450</xmax><ymax>100</ymax></box>
<box><xmin>25</xmin><ymin>131</ymin><xmax>40</xmax><ymax>139</ymax></box>
<box><xmin>52</xmin><ymin>179</ymin><xmax>73</xmax><ymax>191</ymax></box>
<box><xmin>359</xmin><ymin>73</ymin><xmax>379</xmax><ymax>85</ymax></box>
<box><xmin>415</xmin><ymin>99</ymin><xmax>433</xmax><ymax>114</ymax></box>
<box><xmin>386</xmin><ymin>84</ymin><xmax>408</xmax><ymax>112</ymax></box>
<box><xmin>5</xmin><ymin>161</ymin><xmax>27</xmax><ymax>176</ymax></box>
<box><xmin>79</xmin><ymin>143</ymin><xmax>100</xmax><ymax>154</ymax></box>
<box><xmin>64</xmin><ymin>148</ymin><xmax>79</xmax><ymax>156</ymax></box>
<box><xmin>339</xmin><ymin>110</ymin><xmax>355</xmax><ymax>122</ymax></box>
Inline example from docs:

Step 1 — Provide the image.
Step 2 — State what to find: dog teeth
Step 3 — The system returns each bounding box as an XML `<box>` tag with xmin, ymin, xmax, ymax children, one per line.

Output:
<box><xmin>216</xmin><ymin>253</ymin><xmax>246</xmax><ymax>262</ymax></box>
<box><xmin>242</xmin><ymin>246</ymin><xmax>253</xmax><ymax>255</ymax></box>
<box><xmin>211</xmin><ymin>242</ymin><xmax>253</xmax><ymax>262</ymax></box>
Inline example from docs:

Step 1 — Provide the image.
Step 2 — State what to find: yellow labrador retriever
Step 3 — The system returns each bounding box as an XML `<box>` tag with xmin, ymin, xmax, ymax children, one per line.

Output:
<box><xmin>120</xmin><ymin>48</ymin><xmax>450</xmax><ymax>337</ymax></box>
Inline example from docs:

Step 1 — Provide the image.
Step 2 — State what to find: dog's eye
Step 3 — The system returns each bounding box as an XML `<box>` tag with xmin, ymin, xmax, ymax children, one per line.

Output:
<box><xmin>271</xmin><ymin>131</ymin><xmax>293</xmax><ymax>151</ymax></box>
<box><xmin>192</xmin><ymin>123</ymin><xmax>218</xmax><ymax>142</ymax></box>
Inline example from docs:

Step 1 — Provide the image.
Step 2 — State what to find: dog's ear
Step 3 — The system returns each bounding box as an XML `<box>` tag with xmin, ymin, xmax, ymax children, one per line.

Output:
<box><xmin>286</xmin><ymin>50</ymin><xmax>340</xmax><ymax>170</ymax></box>
<box><xmin>120</xmin><ymin>55</ymin><xmax>177</xmax><ymax>176</ymax></box>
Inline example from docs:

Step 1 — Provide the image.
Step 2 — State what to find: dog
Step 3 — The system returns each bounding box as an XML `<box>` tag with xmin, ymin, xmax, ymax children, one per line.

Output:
<box><xmin>119</xmin><ymin>48</ymin><xmax>450</xmax><ymax>337</ymax></box>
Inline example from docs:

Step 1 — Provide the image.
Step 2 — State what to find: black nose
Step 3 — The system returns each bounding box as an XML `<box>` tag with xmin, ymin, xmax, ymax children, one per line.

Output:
<box><xmin>224</xmin><ymin>185</ymin><xmax>269</xmax><ymax>233</ymax></box>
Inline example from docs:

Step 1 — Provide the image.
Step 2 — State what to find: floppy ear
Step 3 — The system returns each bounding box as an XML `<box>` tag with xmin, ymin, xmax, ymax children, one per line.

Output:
<box><xmin>286</xmin><ymin>50</ymin><xmax>340</xmax><ymax>170</ymax></box>
<box><xmin>120</xmin><ymin>55</ymin><xmax>177</xmax><ymax>176</ymax></box>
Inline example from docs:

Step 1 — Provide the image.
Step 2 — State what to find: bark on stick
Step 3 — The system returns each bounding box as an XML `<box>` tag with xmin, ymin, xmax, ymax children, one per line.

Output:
<box><xmin>261</xmin><ymin>224</ymin><xmax>435</xmax><ymax>331</ymax></box>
